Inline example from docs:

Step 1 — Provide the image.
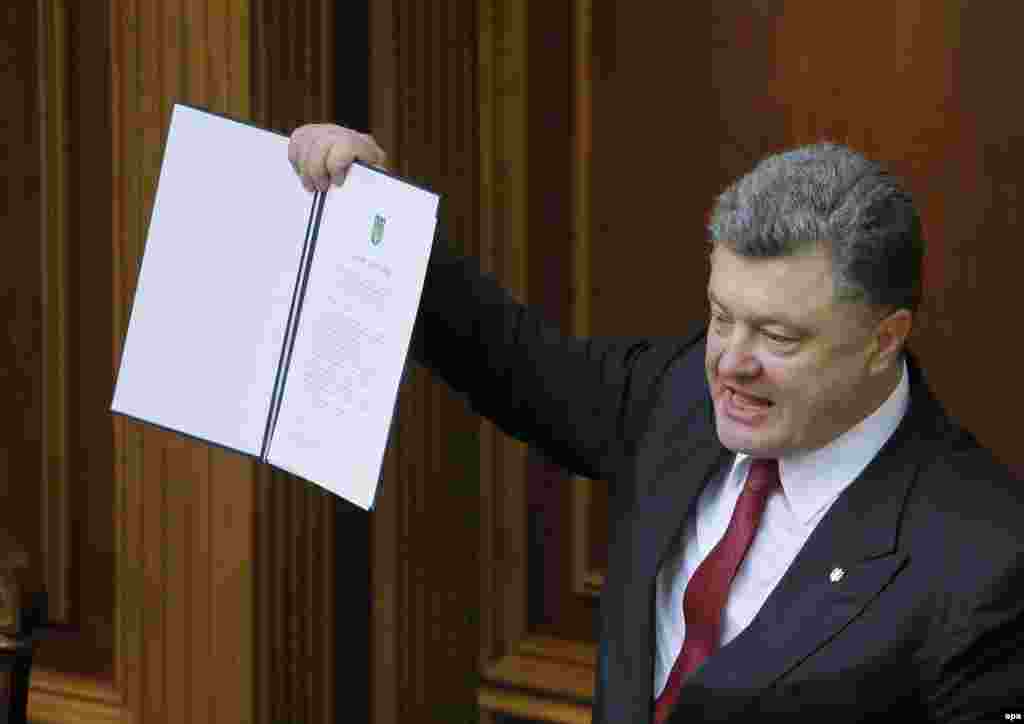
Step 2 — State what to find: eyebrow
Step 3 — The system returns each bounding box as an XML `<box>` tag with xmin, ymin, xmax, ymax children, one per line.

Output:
<box><xmin>707</xmin><ymin>290</ymin><xmax>808</xmax><ymax>332</ymax></box>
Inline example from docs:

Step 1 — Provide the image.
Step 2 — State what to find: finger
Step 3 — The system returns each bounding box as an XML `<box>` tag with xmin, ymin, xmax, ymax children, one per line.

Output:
<box><xmin>325</xmin><ymin>142</ymin><xmax>355</xmax><ymax>187</ymax></box>
<box><xmin>362</xmin><ymin>133</ymin><xmax>388</xmax><ymax>169</ymax></box>
<box><xmin>290</xmin><ymin>125</ymin><xmax>387</xmax><ymax>191</ymax></box>
<box><xmin>352</xmin><ymin>132</ymin><xmax>388</xmax><ymax>170</ymax></box>
<box><xmin>289</xmin><ymin>125</ymin><xmax>319</xmax><ymax>191</ymax></box>
<box><xmin>287</xmin><ymin>126</ymin><xmax>310</xmax><ymax>175</ymax></box>
<box><xmin>325</xmin><ymin>131</ymin><xmax>385</xmax><ymax>186</ymax></box>
<box><xmin>303</xmin><ymin>132</ymin><xmax>335</xmax><ymax>193</ymax></box>
<box><xmin>343</xmin><ymin>132</ymin><xmax>386</xmax><ymax>172</ymax></box>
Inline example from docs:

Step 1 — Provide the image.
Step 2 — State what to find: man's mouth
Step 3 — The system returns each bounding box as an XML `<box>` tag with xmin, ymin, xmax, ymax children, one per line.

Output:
<box><xmin>723</xmin><ymin>385</ymin><xmax>774</xmax><ymax>409</ymax></box>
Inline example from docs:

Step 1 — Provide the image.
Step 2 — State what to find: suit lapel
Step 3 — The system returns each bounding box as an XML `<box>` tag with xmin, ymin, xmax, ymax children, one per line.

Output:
<box><xmin>634</xmin><ymin>351</ymin><xmax>730</xmax><ymax>576</ymax></box>
<box><xmin>678</xmin><ymin>452</ymin><xmax>917</xmax><ymax>710</ymax></box>
<box><xmin>671</xmin><ymin>353</ymin><xmax>948</xmax><ymax>715</ymax></box>
<box><xmin>600</xmin><ymin>346</ymin><xmax>728</xmax><ymax>721</ymax></box>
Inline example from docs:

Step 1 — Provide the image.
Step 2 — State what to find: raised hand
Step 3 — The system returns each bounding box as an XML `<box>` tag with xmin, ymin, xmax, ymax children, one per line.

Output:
<box><xmin>287</xmin><ymin>123</ymin><xmax>388</xmax><ymax>193</ymax></box>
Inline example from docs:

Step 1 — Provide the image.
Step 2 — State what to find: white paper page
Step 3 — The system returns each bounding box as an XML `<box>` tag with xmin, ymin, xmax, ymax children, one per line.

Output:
<box><xmin>111</xmin><ymin>104</ymin><xmax>313</xmax><ymax>456</ymax></box>
<box><xmin>266</xmin><ymin>164</ymin><xmax>439</xmax><ymax>508</ymax></box>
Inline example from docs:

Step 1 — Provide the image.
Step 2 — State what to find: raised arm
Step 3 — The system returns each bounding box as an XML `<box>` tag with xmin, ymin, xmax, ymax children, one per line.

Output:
<box><xmin>288</xmin><ymin>124</ymin><xmax>700</xmax><ymax>484</ymax></box>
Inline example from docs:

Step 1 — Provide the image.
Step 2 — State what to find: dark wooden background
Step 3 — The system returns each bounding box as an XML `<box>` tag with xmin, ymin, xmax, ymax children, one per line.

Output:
<box><xmin>1</xmin><ymin>2</ymin><xmax>1022</xmax><ymax>722</ymax></box>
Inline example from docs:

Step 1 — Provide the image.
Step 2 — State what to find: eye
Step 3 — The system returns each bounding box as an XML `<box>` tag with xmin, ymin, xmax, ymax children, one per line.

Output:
<box><xmin>763</xmin><ymin>330</ymin><xmax>799</xmax><ymax>345</ymax></box>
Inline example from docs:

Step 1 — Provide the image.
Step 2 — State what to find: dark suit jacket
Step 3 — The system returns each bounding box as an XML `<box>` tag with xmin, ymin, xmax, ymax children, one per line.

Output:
<box><xmin>411</xmin><ymin>242</ymin><xmax>1024</xmax><ymax>722</ymax></box>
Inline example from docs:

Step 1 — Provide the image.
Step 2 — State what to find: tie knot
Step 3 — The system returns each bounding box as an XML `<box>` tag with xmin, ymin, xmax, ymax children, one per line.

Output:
<box><xmin>745</xmin><ymin>458</ymin><xmax>781</xmax><ymax>495</ymax></box>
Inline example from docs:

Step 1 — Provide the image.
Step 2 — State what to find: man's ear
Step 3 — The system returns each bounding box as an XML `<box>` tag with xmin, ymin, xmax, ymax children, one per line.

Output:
<box><xmin>870</xmin><ymin>308</ymin><xmax>913</xmax><ymax>374</ymax></box>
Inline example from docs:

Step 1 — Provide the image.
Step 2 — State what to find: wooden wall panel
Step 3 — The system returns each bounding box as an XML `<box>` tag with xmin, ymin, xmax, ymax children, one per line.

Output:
<box><xmin>369</xmin><ymin>0</ymin><xmax>596</xmax><ymax>721</ymax></box>
<box><xmin>250</xmin><ymin>3</ymin><xmax>342</xmax><ymax>722</ymax></box>
<box><xmin>370</xmin><ymin>1</ymin><xmax>494</xmax><ymax>722</ymax></box>
<box><xmin>0</xmin><ymin>0</ymin><xmax>346</xmax><ymax>721</ymax></box>
<box><xmin>479</xmin><ymin>2</ymin><xmax>604</xmax><ymax>719</ymax></box>
<box><xmin>589</xmin><ymin>2</ymin><xmax>786</xmax><ymax>340</ymax></box>
<box><xmin>32</xmin><ymin>0</ymin><xmax>117</xmax><ymax>682</ymax></box>
<box><xmin>523</xmin><ymin>0</ymin><xmax>602</xmax><ymax>647</ymax></box>
<box><xmin>37</xmin><ymin>0</ymin><xmax>72</xmax><ymax>627</ymax></box>
<box><xmin>478</xmin><ymin>0</ymin><xmax>529</xmax><ymax>671</ymax></box>
<box><xmin>0</xmin><ymin>0</ymin><xmax>44</xmax><ymax>608</ymax></box>
<box><xmin>766</xmin><ymin>1</ymin><xmax>1024</xmax><ymax>477</ymax></box>
<box><xmin>106</xmin><ymin>3</ymin><xmax>257</xmax><ymax>722</ymax></box>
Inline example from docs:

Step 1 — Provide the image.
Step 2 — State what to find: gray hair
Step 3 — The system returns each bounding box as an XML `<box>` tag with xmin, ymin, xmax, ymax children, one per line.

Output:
<box><xmin>708</xmin><ymin>143</ymin><xmax>924</xmax><ymax>312</ymax></box>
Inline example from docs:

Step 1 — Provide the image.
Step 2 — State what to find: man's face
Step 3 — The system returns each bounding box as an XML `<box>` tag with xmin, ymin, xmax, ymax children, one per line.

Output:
<box><xmin>705</xmin><ymin>244</ymin><xmax>886</xmax><ymax>457</ymax></box>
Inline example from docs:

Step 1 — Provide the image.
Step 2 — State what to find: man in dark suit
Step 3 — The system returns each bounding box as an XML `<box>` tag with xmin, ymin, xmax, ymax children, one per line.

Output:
<box><xmin>288</xmin><ymin>126</ymin><xmax>1024</xmax><ymax>721</ymax></box>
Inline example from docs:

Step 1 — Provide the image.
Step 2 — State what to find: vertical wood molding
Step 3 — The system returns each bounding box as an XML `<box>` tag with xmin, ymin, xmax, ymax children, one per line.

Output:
<box><xmin>476</xmin><ymin>2</ymin><xmax>497</xmax><ymax>697</ymax></box>
<box><xmin>479</xmin><ymin>0</ymin><xmax>530</xmax><ymax>666</ymax></box>
<box><xmin>569</xmin><ymin>0</ymin><xmax>603</xmax><ymax>603</ymax></box>
<box><xmin>368</xmin><ymin>0</ymin><xmax>534</xmax><ymax>721</ymax></box>
<box><xmin>479</xmin><ymin>0</ymin><xmax>603</xmax><ymax>717</ymax></box>
<box><xmin>370</xmin><ymin>2</ymin><xmax>495</xmax><ymax>722</ymax></box>
<box><xmin>368</xmin><ymin>1</ymin><xmax>399</xmax><ymax>721</ymax></box>
<box><xmin>0</xmin><ymin>0</ymin><xmax>46</xmax><ymax>635</ymax></box>
<box><xmin>571</xmin><ymin>0</ymin><xmax>591</xmax><ymax>339</ymax></box>
<box><xmin>371</xmin><ymin>0</ymin><xmax>401</xmax><ymax>710</ymax></box>
<box><xmin>249</xmin><ymin>5</ymin><xmax>340</xmax><ymax>723</ymax></box>
<box><xmin>17</xmin><ymin>0</ymin><xmax>340</xmax><ymax>721</ymax></box>
<box><xmin>37</xmin><ymin>0</ymin><xmax>72</xmax><ymax>625</ymax></box>
<box><xmin>29</xmin><ymin>0</ymin><xmax>120</xmax><ymax>692</ymax></box>
<box><xmin>101</xmin><ymin>2</ymin><xmax>255</xmax><ymax>722</ymax></box>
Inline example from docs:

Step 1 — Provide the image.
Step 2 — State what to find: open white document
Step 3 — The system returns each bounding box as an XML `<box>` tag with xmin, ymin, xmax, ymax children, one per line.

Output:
<box><xmin>111</xmin><ymin>104</ymin><xmax>439</xmax><ymax>509</ymax></box>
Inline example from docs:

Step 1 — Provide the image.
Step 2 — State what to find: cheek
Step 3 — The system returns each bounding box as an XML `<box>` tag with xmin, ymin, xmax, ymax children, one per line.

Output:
<box><xmin>761</xmin><ymin>360</ymin><xmax>824</xmax><ymax>413</ymax></box>
<box><xmin>772</xmin><ymin>362</ymin><xmax>850</xmax><ymax>419</ymax></box>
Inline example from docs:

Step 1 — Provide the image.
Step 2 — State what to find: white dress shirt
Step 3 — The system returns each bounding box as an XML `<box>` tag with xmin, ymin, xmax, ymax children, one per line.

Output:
<box><xmin>653</xmin><ymin>359</ymin><xmax>910</xmax><ymax>697</ymax></box>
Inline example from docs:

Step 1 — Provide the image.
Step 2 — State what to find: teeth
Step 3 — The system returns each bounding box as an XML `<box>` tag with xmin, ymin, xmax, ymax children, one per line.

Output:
<box><xmin>732</xmin><ymin>389</ymin><xmax>769</xmax><ymax>407</ymax></box>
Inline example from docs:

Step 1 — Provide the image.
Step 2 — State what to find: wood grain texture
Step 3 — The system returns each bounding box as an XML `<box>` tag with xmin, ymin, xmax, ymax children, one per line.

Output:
<box><xmin>106</xmin><ymin>1</ymin><xmax>256</xmax><ymax>722</ymax></box>
<box><xmin>480</xmin><ymin>0</ymin><xmax>530</xmax><ymax>667</ymax></box>
<box><xmin>27</xmin><ymin>1</ymin><xmax>339</xmax><ymax>721</ymax></box>
<box><xmin>25</xmin><ymin>0</ymin><xmax>119</xmax><ymax>684</ymax></box>
<box><xmin>368</xmin><ymin>3</ymin><xmax>400</xmax><ymax>721</ymax></box>
<box><xmin>0</xmin><ymin>0</ymin><xmax>45</xmax><ymax>625</ymax></box>
<box><xmin>478</xmin><ymin>688</ymin><xmax>591</xmax><ymax>724</ymax></box>
<box><xmin>369</xmin><ymin>1</ymin><xmax>496</xmax><ymax>722</ymax></box>
<box><xmin>250</xmin><ymin>2</ymin><xmax>341</xmax><ymax>722</ymax></box>
<box><xmin>38</xmin><ymin>0</ymin><xmax>72</xmax><ymax>627</ymax></box>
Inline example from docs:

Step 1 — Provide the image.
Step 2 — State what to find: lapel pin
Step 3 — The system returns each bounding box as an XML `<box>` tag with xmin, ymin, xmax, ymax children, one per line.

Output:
<box><xmin>829</xmin><ymin>567</ymin><xmax>845</xmax><ymax>583</ymax></box>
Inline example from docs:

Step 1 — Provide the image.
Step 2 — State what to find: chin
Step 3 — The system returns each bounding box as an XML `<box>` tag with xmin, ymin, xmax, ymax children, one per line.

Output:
<box><xmin>715</xmin><ymin>417</ymin><xmax>785</xmax><ymax>457</ymax></box>
<box><xmin>717</xmin><ymin>426</ymin><xmax>762</xmax><ymax>454</ymax></box>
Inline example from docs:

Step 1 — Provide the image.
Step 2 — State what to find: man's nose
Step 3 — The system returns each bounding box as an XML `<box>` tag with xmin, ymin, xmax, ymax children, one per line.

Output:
<box><xmin>717</xmin><ymin>335</ymin><xmax>761</xmax><ymax>379</ymax></box>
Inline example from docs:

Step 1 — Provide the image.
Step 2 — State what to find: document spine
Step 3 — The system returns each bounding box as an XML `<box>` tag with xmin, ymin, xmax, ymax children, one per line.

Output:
<box><xmin>259</xmin><ymin>191</ymin><xmax>327</xmax><ymax>460</ymax></box>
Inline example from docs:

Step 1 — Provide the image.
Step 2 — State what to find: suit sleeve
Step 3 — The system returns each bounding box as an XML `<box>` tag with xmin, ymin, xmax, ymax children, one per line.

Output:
<box><xmin>922</xmin><ymin>457</ymin><xmax>1024</xmax><ymax>721</ymax></box>
<box><xmin>926</xmin><ymin>557</ymin><xmax>1024</xmax><ymax>721</ymax></box>
<box><xmin>408</xmin><ymin>239</ymin><xmax>703</xmax><ymax>484</ymax></box>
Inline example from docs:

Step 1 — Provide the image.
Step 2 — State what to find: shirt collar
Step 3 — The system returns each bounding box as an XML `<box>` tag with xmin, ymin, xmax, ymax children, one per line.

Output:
<box><xmin>731</xmin><ymin>358</ymin><xmax>910</xmax><ymax>526</ymax></box>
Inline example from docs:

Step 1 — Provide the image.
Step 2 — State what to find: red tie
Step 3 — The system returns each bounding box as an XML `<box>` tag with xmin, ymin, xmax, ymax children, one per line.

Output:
<box><xmin>653</xmin><ymin>458</ymin><xmax>781</xmax><ymax>724</ymax></box>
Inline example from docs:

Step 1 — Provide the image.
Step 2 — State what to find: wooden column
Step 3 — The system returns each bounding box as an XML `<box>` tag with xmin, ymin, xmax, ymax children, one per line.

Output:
<box><xmin>370</xmin><ymin>1</ymin><xmax>502</xmax><ymax>722</ymax></box>
<box><xmin>250</xmin><ymin>3</ymin><xmax>343</xmax><ymax>722</ymax></box>
<box><xmin>19</xmin><ymin>1</ymin><xmax>342</xmax><ymax>722</ymax></box>
<box><xmin>107</xmin><ymin>3</ymin><xmax>256</xmax><ymax>722</ymax></box>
